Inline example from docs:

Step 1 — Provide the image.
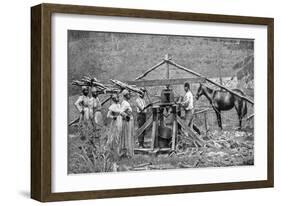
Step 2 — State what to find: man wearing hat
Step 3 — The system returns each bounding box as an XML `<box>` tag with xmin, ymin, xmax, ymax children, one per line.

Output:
<box><xmin>181</xmin><ymin>82</ymin><xmax>194</xmax><ymax>127</ymax></box>
<box><xmin>75</xmin><ymin>86</ymin><xmax>90</xmax><ymax>120</ymax></box>
<box><xmin>89</xmin><ymin>87</ymin><xmax>103</xmax><ymax>127</ymax></box>
<box><xmin>74</xmin><ymin>86</ymin><xmax>92</xmax><ymax>139</ymax></box>
<box><xmin>135</xmin><ymin>88</ymin><xmax>147</xmax><ymax>148</ymax></box>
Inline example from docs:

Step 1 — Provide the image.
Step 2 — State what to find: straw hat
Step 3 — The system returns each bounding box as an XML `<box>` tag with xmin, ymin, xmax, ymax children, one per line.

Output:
<box><xmin>82</xmin><ymin>86</ymin><xmax>88</xmax><ymax>91</ymax></box>
<box><xmin>122</xmin><ymin>89</ymin><xmax>129</xmax><ymax>96</ymax></box>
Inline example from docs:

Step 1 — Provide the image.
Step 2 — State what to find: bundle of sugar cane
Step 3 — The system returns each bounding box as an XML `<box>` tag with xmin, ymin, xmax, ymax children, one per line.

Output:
<box><xmin>110</xmin><ymin>79</ymin><xmax>144</xmax><ymax>95</ymax></box>
<box><xmin>72</xmin><ymin>80</ymin><xmax>90</xmax><ymax>87</ymax></box>
<box><xmin>72</xmin><ymin>76</ymin><xmax>107</xmax><ymax>91</ymax></box>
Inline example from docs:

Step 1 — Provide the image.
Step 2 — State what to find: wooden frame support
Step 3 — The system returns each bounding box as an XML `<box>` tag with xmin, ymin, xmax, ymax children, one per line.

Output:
<box><xmin>150</xmin><ymin>107</ymin><xmax>159</xmax><ymax>150</ymax></box>
<box><xmin>171</xmin><ymin>105</ymin><xmax>178</xmax><ymax>151</ymax></box>
<box><xmin>134</xmin><ymin>114</ymin><xmax>153</xmax><ymax>140</ymax></box>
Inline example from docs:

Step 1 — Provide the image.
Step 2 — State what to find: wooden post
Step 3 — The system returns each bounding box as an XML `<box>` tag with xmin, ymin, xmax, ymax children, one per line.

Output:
<box><xmin>171</xmin><ymin>105</ymin><xmax>178</xmax><ymax>151</ymax></box>
<box><xmin>159</xmin><ymin>107</ymin><xmax>164</xmax><ymax>128</ymax></box>
<box><xmin>151</xmin><ymin>106</ymin><xmax>159</xmax><ymax>150</ymax></box>
<box><xmin>134</xmin><ymin>115</ymin><xmax>153</xmax><ymax>140</ymax></box>
<box><xmin>165</xmin><ymin>54</ymin><xmax>171</xmax><ymax>81</ymax></box>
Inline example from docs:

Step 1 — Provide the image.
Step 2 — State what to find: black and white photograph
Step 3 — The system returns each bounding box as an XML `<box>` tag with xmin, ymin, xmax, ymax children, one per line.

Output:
<box><xmin>67</xmin><ymin>30</ymin><xmax>254</xmax><ymax>174</ymax></box>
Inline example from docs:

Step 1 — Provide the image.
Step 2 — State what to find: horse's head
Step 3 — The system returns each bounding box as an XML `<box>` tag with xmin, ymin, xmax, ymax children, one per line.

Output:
<box><xmin>195</xmin><ymin>83</ymin><xmax>204</xmax><ymax>100</ymax></box>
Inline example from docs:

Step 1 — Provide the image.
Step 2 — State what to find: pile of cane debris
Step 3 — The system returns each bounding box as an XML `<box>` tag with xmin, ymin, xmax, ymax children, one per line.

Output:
<box><xmin>117</xmin><ymin>130</ymin><xmax>254</xmax><ymax>172</ymax></box>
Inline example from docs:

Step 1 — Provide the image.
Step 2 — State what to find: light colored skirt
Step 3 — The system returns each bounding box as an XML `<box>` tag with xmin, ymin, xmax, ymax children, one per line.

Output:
<box><xmin>120</xmin><ymin>117</ymin><xmax>135</xmax><ymax>157</ymax></box>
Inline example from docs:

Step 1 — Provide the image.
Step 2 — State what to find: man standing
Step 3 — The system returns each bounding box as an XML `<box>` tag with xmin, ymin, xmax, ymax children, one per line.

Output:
<box><xmin>74</xmin><ymin>86</ymin><xmax>91</xmax><ymax>139</ymax></box>
<box><xmin>75</xmin><ymin>86</ymin><xmax>90</xmax><ymax>120</ymax></box>
<box><xmin>89</xmin><ymin>87</ymin><xmax>103</xmax><ymax>127</ymax></box>
<box><xmin>181</xmin><ymin>82</ymin><xmax>194</xmax><ymax>127</ymax></box>
<box><xmin>135</xmin><ymin>88</ymin><xmax>147</xmax><ymax>148</ymax></box>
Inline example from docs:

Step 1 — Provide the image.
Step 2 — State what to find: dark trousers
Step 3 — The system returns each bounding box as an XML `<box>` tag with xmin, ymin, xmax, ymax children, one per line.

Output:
<box><xmin>137</xmin><ymin>112</ymin><xmax>146</xmax><ymax>146</ymax></box>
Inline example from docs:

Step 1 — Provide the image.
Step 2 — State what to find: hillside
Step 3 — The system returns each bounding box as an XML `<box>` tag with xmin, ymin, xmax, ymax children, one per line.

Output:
<box><xmin>68</xmin><ymin>30</ymin><xmax>254</xmax><ymax>96</ymax></box>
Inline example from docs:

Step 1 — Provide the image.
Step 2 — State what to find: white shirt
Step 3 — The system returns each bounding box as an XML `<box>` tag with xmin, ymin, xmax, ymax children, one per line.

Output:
<box><xmin>74</xmin><ymin>95</ymin><xmax>90</xmax><ymax>113</ymax></box>
<box><xmin>136</xmin><ymin>97</ymin><xmax>146</xmax><ymax>113</ymax></box>
<box><xmin>107</xmin><ymin>103</ymin><xmax>121</xmax><ymax>118</ymax></box>
<box><xmin>120</xmin><ymin>100</ymin><xmax>132</xmax><ymax>113</ymax></box>
<box><xmin>89</xmin><ymin>97</ymin><xmax>101</xmax><ymax>110</ymax></box>
<box><xmin>182</xmin><ymin>90</ymin><xmax>194</xmax><ymax>110</ymax></box>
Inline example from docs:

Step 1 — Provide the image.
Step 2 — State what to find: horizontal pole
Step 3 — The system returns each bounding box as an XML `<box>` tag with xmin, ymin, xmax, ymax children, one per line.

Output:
<box><xmin>127</xmin><ymin>77</ymin><xmax>206</xmax><ymax>87</ymax></box>
<box><xmin>193</xmin><ymin>108</ymin><xmax>212</xmax><ymax>115</ymax></box>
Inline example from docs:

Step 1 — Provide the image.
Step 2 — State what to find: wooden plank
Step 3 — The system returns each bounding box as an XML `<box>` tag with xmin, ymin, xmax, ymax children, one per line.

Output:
<box><xmin>134</xmin><ymin>114</ymin><xmax>153</xmax><ymax>139</ymax></box>
<box><xmin>193</xmin><ymin>108</ymin><xmax>212</xmax><ymax>115</ymax></box>
<box><xmin>246</xmin><ymin>113</ymin><xmax>254</xmax><ymax>121</ymax></box>
<box><xmin>171</xmin><ymin>105</ymin><xmax>177</xmax><ymax>151</ymax></box>
<box><xmin>127</xmin><ymin>77</ymin><xmax>205</xmax><ymax>87</ymax></box>
<box><xmin>165</xmin><ymin>54</ymin><xmax>170</xmax><ymax>80</ymax></box>
<box><xmin>168</xmin><ymin>59</ymin><xmax>254</xmax><ymax>105</ymax></box>
<box><xmin>135</xmin><ymin>60</ymin><xmax>166</xmax><ymax>80</ymax></box>
<box><xmin>150</xmin><ymin>107</ymin><xmax>159</xmax><ymax>150</ymax></box>
<box><xmin>134</xmin><ymin>147</ymin><xmax>171</xmax><ymax>154</ymax></box>
<box><xmin>177</xmin><ymin>116</ymin><xmax>205</xmax><ymax>146</ymax></box>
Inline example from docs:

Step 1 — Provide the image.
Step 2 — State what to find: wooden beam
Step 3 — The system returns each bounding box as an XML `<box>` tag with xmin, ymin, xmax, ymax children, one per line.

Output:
<box><xmin>168</xmin><ymin>59</ymin><xmax>254</xmax><ymax>105</ymax></box>
<box><xmin>134</xmin><ymin>114</ymin><xmax>153</xmax><ymax>139</ymax></box>
<box><xmin>246</xmin><ymin>113</ymin><xmax>254</xmax><ymax>121</ymax></box>
<box><xmin>127</xmin><ymin>77</ymin><xmax>206</xmax><ymax>87</ymax></box>
<box><xmin>171</xmin><ymin>105</ymin><xmax>178</xmax><ymax>151</ymax></box>
<box><xmin>177</xmin><ymin>117</ymin><xmax>205</xmax><ymax>146</ymax></box>
<box><xmin>165</xmin><ymin>54</ymin><xmax>171</xmax><ymax>81</ymax></box>
<box><xmin>193</xmin><ymin>108</ymin><xmax>212</xmax><ymax>115</ymax></box>
<box><xmin>135</xmin><ymin>60</ymin><xmax>166</xmax><ymax>80</ymax></box>
<box><xmin>151</xmin><ymin>107</ymin><xmax>159</xmax><ymax>150</ymax></box>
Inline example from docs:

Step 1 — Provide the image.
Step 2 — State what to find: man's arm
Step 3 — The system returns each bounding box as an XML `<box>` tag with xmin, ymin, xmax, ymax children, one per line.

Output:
<box><xmin>74</xmin><ymin>96</ymin><xmax>83</xmax><ymax>113</ymax></box>
<box><xmin>107</xmin><ymin>105</ymin><xmax>121</xmax><ymax>119</ymax></box>
<box><xmin>136</xmin><ymin>98</ymin><xmax>145</xmax><ymax>111</ymax></box>
<box><xmin>181</xmin><ymin>93</ymin><xmax>190</xmax><ymax>108</ymax></box>
<box><xmin>94</xmin><ymin>97</ymin><xmax>102</xmax><ymax>110</ymax></box>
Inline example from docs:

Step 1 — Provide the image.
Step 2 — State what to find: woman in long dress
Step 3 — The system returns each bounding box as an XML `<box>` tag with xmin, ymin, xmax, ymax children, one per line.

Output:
<box><xmin>106</xmin><ymin>94</ymin><xmax>123</xmax><ymax>157</ymax></box>
<box><xmin>120</xmin><ymin>90</ymin><xmax>135</xmax><ymax>158</ymax></box>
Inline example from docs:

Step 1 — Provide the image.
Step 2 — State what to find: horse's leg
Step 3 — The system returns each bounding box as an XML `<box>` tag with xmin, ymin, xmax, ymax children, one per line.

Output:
<box><xmin>242</xmin><ymin>101</ymin><xmax>248</xmax><ymax>118</ymax></box>
<box><xmin>240</xmin><ymin>100</ymin><xmax>248</xmax><ymax>129</ymax></box>
<box><xmin>234</xmin><ymin>100</ymin><xmax>242</xmax><ymax>130</ymax></box>
<box><xmin>218</xmin><ymin>111</ymin><xmax>222</xmax><ymax>130</ymax></box>
<box><xmin>214</xmin><ymin>108</ymin><xmax>222</xmax><ymax>130</ymax></box>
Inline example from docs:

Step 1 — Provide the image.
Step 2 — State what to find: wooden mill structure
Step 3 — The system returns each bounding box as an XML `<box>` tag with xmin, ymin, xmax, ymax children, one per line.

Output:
<box><xmin>131</xmin><ymin>54</ymin><xmax>254</xmax><ymax>153</ymax></box>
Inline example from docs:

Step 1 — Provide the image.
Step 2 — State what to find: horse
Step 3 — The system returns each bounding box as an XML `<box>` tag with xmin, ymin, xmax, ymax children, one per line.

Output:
<box><xmin>195</xmin><ymin>83</ymin><xmax>247</xmax><ymax>130</ymax></box>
